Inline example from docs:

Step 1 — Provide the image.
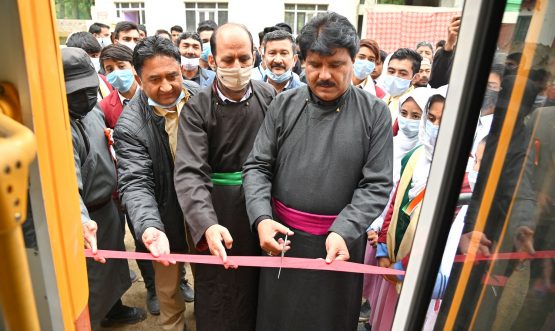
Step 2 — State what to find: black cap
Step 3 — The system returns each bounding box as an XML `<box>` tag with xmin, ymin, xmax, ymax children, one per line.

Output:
<box><xmin>62</xmin><ymin>47</ymin><xmax>99</xmax><ymax>94</ymax></box>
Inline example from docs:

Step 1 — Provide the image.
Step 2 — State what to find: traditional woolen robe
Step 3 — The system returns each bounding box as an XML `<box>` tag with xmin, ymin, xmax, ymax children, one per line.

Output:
<box><xmin>243</xmin><ymin>85</ymin><xmax>393</xmax><ymax>331</ymax></box>
<box><xmin>174</xmin><ymin>80</ymin><xmax>275</xmax><ymax>331</ymax></box>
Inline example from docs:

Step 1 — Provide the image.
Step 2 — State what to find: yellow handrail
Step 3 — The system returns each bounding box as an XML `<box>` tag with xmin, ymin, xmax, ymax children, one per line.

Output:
<box><xmin>0</xmin><ymin>83</ymin><xmax>39</xmax><ymax>331</ymax></box>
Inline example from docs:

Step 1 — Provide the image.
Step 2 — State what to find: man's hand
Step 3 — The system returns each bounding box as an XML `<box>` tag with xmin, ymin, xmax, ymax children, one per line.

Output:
<box><xmin>83</xmin><ymin>220</ymin><xmax>106</xmax><ymax>263</ymax></box>
<box><xmin>444</xmin><ymin>15</ymin><xmax>461</xmax><ymax>52</ymax></box>
<box><xmin>377</xmin><ymin>257</ymin><xmax>391</xmax><ymax>268</ymax></box>
<box><xmin>367</xmin><ymin>230</ymin><xmax>378</xmax><ymax>246</ymax></box>
<box><xmin>257</xmin><ymin>219</ymin><xmax>294</xmax><ymax>256</ymax></box>
<box><xmin>142</xmin><ymin>227</ymin><xmax>174</xmax><ymax>266</ymax></box>
<box><xmin>205</xmin><ymin>224</ymin><xmax>237</xmax><ymax>269</ymax></box>
<box><xmin>325</xmin><ymin>232</ymin><xmax>350</xmax><ymax>263</ymax></box>
<box><xmin>459</xmin><ymin>231</ymin><xmax>492</xmax><ymax>257</ymax></box>
<box><xmin>515</xmin><ymin>226</ymin><xmax>535</xmax><ymax>255</ymax></box>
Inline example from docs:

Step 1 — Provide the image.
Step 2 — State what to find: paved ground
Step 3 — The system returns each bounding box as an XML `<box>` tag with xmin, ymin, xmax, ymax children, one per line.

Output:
<box><xmin>99</xmin><ymin>228</ymin><xmax>197</xmax><ymax>331</ymax></box>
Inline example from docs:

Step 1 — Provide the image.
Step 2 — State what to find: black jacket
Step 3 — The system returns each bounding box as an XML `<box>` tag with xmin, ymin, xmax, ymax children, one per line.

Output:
<box><xmin>114</xmin><ymin>83</ymin><xmax>198</xmax><ymax>252</ymax></box>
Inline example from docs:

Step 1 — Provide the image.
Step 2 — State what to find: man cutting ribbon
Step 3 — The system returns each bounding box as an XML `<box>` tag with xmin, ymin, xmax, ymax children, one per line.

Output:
<box><xmin>173</xmin><ymin>23</ymin><xmax>275</xmax><ymax>331</ymax></box>
<box><xmin>243</xmin><ymin>12</ymin><xmax>393</xmax><ymax>331</ymax></box>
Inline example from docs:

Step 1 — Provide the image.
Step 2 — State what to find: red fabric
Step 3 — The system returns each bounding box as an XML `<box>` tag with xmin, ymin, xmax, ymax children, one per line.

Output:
<box><xmin>273</xmin><ymin>198</ymin><xmax>336</xmax><ymax>236</ymax></box>
<box><xmin>375</xmin><ymin>85</ymin><xmax>386</xmax><ymax>99</ymax></box>
<box><xmin>366</xmin><ymin>10</ymin><xmax>461</xmax><ymax>54</ymax></box>
<box><xmin>392</xmin><ymin>117</ymin><xmax>399</xmax><ymax>137</ymax></box>
<box><xmin>99</xmin><ymin>74</ymin><xmax>114</xmax><ymax>92</ymax></box>
<box><xmin>99</xmin><ymin>90</ymin><xmax>123</xmax><ymax>129</ymax></box>
<box><xmin>378</xmin><ymin>184</ymin><xmax>399</xmax><ymax>244</ymax></box>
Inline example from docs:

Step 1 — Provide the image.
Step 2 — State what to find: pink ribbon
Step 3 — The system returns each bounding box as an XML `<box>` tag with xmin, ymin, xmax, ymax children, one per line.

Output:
<box><xmin>84</xmin><ymin>249</ymin><xmax>405</xmax><ymax>276</ymax></box>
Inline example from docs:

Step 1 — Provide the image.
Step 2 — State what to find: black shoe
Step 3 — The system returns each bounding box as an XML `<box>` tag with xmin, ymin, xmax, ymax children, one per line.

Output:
<box><xmin>359</xmin><ymin>300</ymin><xmax>370</xmax><ymax>322</ymax></box>
<box><xmin>180</xmin><ymin>279</ymin><xmax>194</xmax><ymax>303</ymax></box>
<box><xmin>146</xmin><ymin>289</ymin><xmax>160</xmax><ymax>315</ymax></box>
<box><xmin>130</xmin><ymin>269</ymin><xmax>138</xmax><ymax>283</ymax></box>
<box><xmin>100</xmin><ymin>305</ymin><xmax>147</xmax><ymax>327</ymax></box>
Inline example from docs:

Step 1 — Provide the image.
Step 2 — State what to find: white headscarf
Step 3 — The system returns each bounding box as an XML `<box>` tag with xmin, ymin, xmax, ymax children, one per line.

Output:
<box><xmin>393</xmin><ymin>87</ymin><xmax>434</xmax><ymax>184</ymax></box>
<box><xmin>408</xmin><ymin>85</ymin><xmax>448</xmax><ymax>200</ymax></box>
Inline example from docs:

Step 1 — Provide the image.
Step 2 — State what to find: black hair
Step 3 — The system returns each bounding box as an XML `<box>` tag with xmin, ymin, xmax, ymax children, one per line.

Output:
<box><xmin>155</xmin><ymin>29</ymin><xmax>171</xmax><ymax>38</ymax></box>
<box><xmin>297</xmin><ymin>12</ymin><xmax>359</xmax><ymax>61</ymax></box>
<box><xmin>99</xmin><ymin>44</ymin><xmax>134</xmax><ymax>69</ymax></box>
<box><xmin>210</xmin><ymin>23</ymin><xmax>253</xmax><ymax>58</ymax></box>
<box><xmin>197</xmin><ymin>20</ymin><xmax>218</xmax><ymax>33</ymax></box>
<box><xmin>66</xmin><ymin>32</ymin><xmax>102</xmax><ymax>55</ymax></box>
<box><xmin>138</xmin><ymin>24</ymin><xmax>147</xmax><ymax>36</ymax></box>
<box><xmin>170</xmin><ymin>25</ymin><xmax>183</xmax><ymax>33</ymax></box>
<box><xmin>426</xmin><ymin>94</ymin><xmax>446</xmax><ymax>113</ymax></box>
<box><xmin>390</xmin><ymin>48</ymin><xmax>422</xmax><ymax>76</ymax></box>
<box><xmin>416</xmin><ymin>41</ymin><xmax>434</xmax><ymax>54</ymax></box>
<box><xmin>379</xmin><ymin>50</ymin><xmax>387</xmax><ymax>63</ymax></box>
<box><xmin>262</xmin><ymin>30</ymin><xmax>295</xmax><ymax>53</ymax></box>
<box><xmin>259</xmin><ymin>26</ymin><xmax>280</xmax><ymax>46</ymax></box>
<box><xmin>176</xmin><ymin>32</ymin><xmax>202</xmax><ymax>50</ymax></box>
<box><xmin>89</xmin><ymin>22</ymin><xmax>109</xmax><ymax>34</ymax></box>
<box><xmin>114</xmin><ymin>21</ymin><xmax>139</xmax><ymax>39</ymax></box>
<box><xmin>436</xmin><ymin>40</ymin><xmax>446</xmax><ymax>49</ymax></box>
<box><xmin>275</xmin><ymin>22</ymin><xmax>293</xmax><ymax>34</ymax></box>
<box><xmin>133</xmin><ymin>36</ymin><xmax>181</xmax><ymax>76</ymax></box>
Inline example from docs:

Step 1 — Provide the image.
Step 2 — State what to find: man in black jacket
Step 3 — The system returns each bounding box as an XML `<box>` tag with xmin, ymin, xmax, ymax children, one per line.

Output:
<box><xmin>113</xmin><ymin>36</ymin><xmax>197</xmax><ymax>331</ymax></box>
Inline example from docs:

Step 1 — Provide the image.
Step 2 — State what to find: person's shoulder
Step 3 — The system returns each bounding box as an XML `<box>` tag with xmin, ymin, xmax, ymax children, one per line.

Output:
<box><xmin>251</xmin><ymin>79</ymin><xmax>276</xmax><ymax>98</ymax></box>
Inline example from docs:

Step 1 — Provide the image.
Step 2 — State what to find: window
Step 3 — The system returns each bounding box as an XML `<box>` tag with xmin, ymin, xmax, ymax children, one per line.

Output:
<box><xmin>184</xmin><ymin>2</ymin><xmax>228</xmax><ymax>32</ymax></box>
<box><xmin>115</xmin><ymin>2</ymin><xmax>146</xmax><ymax>24</ymax></box>
<box><xmin>284</xmin><ymin>4</ymin><xmax>328</xmax><ymax>35</ymax></box>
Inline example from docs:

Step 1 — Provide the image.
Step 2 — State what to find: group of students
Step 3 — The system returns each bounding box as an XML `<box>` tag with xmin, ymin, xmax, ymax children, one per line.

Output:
<box><xmin>59</xmin><ymin>8</ymin><xmax>555</xmax><ymax>331</ymax></box>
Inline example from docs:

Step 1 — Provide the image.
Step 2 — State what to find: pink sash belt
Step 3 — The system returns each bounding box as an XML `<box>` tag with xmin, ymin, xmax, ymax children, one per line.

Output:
<box><xmin>272</xmin><ymin>198</ymin><xmax>336</xmax><ymax>236</ymax></box>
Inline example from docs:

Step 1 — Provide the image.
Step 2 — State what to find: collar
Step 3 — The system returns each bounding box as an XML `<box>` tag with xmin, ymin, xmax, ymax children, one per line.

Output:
<box><xmin>118</xmin><ymin>87</ymin><xmax>140</xmax><ymax>105</ymax></box>
<box><xmin>215</xmin><ymin>83</ymin><xmax>252</xmax><ymax>103</ymax></box>
<box><xmin>152</xmin><ymin>88</ymin><xmax>189</xmax><ymax>117</ymax></box>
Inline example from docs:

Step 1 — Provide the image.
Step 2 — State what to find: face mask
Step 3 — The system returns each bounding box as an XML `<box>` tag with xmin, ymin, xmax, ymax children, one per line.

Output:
<box><xmin>425</xmin><ymin>119</ymin><xmax>439</xmax><ymax>146</ymax></box>
<box><xmin>181</xmin><ymin>56</ymin><xmax>200</xmax><ymax>71</ymax></box>
<box><xmin>120</xmin><ymin>41</ymin><xmax>136</xmax><ymax>51</ymax></box>
<box><xmin>381</xmin><ymin>75</ymin><xmax>412</xmax><ymax>96</ymax></box>
<box><xmin>468</xmin><ymin>170</ymin><xmax>479</xmax><ymax>191</ymax></box>
<box><xmin>97</xmin><ymin>37</ymin><xmax>112</xmax><ymax>48</ymax></box>
<box><xmin>90</xmin><ymin>57</ymin><xmax>101</xmax><ymax>73</ymax></box>
<box><xmin>534</xmin><ymin>94</ymin><xmax>547</xmax><ymax>107</ymax></box>
<box><xmin>398</xmin><ymin>116</ymin><xmax>420</xmax><ymax>138</ymax></box>
<box><xmin>67</xmin><ymin>87</ymin><xmax>98</xmax><ymax>119</ymax></box>
<box><xmin>480</xmin><ymin>88</ymin><xmax>499</xmax><ymax>114</ymax></box>
<box><xmin>217</xmin><ymin>66</ymin><xmax>253</xmax><ymax>91</ymax></box>
<box><xmin>148</xmin><ymin>90</ymin><xmax>185</xmax><ymax>110</ymax></box>
<box><xmin>107</xmin><ymin>69</ymin><xmax>135</xmax><ymax>93</ymax></box>
<box><xmin>265</xmin><ymin>68</ymin><xmax>292</xmax><ymax>84</ymax></box>
<box><xmin>353</xmin><ymin>59</ymin><xmax>376</xmax><ymax>80</ymax></box>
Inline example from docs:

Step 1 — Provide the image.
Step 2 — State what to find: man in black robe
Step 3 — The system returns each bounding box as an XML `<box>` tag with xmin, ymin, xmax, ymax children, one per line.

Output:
<box><xmin>243</xmin><ymin>12</ymin><xmax>393</xmax><ymax>331</ymax></box>
<box><xmin>174</xmin><ymin>23</ymin><xmax>275</xmax><ymax>331</ymax></box>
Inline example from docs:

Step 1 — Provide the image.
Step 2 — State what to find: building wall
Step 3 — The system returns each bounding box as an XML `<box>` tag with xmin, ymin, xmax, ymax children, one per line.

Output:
<box><xmin>92</xmin><ymin>0</ymin><xmax>360</xmax><ymax>45</ymax></box>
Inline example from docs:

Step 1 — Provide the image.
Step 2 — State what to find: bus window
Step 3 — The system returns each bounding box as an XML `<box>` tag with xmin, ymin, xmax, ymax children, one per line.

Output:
<box><xmin>430</xmin><ymin>1</ymin><xmax>555</xmax><ymax>330</ymax></box>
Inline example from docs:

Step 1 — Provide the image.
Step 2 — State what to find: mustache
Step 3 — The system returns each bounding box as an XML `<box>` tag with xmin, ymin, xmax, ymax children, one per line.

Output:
<box><xmin>316</xmin><ymin>80</ymin><xmax>336</xmax><ymax>87</ymax></box>
<box><xmin>270</xmin><ymin>63</ymin><xmax>286</xmax><ymax>70</ymax></box>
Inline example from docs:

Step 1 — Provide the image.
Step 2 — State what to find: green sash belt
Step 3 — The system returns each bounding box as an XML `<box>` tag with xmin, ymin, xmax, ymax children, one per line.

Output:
<box><xmin>211</xmin><ymin>172</ymin><xmax>242</xmax><ymax>186</ymax></box>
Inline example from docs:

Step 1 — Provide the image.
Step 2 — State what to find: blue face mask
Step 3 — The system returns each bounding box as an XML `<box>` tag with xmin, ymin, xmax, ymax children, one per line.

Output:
<box><xmin>265</xmin><ymin>68</ymin><xmax>292</xmax><ymax>84</ymax></box>
<box><xmin>148</xmin><ymin>90</ymin><xmax>185</xmax><ymax>110</ymax></box>
<box><xmin>353</xmin><ymin>59</ymin><xmax>376</xmax><ymax>80</ymax></box>
<box><xmin>107</xmin><ymin>69</ymin><xmax>135</xmax><ymax>93</ymax></box>
<box><xmin>425</xmin><ymin>119</ymin><xmax>439</xmax><ymax>145</ymax></box>
<box><xmin>398</xmin><ymin>116</ymin><xmax>420</xmax><ymax>138</ymax></box>
<box><xmin>381</xmin><ymin>75</ymin><xmax>412</xmax><ymax>96</ymax></box>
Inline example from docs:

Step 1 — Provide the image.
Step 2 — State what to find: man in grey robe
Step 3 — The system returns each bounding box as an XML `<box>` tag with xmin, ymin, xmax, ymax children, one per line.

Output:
<box><xmin>174</xmin><ymin>23</ymin><xmax>275</xmax><ymax>331</ymax></box>
<box><xmin>243</xmin><ymin>12</ymin><xmax>393</xmax><ymax>331</ymax></box>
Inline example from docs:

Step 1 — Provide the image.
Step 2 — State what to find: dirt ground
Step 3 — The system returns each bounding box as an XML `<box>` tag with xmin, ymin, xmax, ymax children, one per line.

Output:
<box><xmin>99</xmin><ymin>228</ymin><xmax>197</xmax><ymax>331</ymax></box>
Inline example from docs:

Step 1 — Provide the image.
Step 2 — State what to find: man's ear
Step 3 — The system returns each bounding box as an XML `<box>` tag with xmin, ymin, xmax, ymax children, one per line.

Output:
<box><xmin>411</xmin><ymin>73</ymin><xmax>421</xmax><ymax>85</ymax></box>
<box><xmin>208</xmin><ymin>54</ymin><xmax>216</xmax><ymax>68</ymax></box>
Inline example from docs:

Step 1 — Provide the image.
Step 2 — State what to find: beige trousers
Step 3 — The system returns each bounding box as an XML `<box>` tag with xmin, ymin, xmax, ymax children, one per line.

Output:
<box><xmin>153</xmin><ymin>261</ymin><xmax>186</xmax><ymax>331</ymax></box>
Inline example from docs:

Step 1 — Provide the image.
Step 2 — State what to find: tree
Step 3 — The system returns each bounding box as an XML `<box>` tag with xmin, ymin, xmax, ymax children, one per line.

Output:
<box><xmin>55</xmin><ymin>0</ymin><xmax>94</xmax><ymax>19</ymax></box>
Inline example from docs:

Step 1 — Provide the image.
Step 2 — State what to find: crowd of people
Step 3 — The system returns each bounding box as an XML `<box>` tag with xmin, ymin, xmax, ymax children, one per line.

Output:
<box><xmin>60</xmin><ymin>9</ymin><xmax>555</xmax><ymax>331</ymax></box>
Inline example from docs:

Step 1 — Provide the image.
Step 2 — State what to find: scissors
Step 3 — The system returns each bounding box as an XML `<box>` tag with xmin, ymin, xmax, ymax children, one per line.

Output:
<box><xmin>278</xmin><ymin>234</ymin><xmax>288</xmax><ymax>279</ymax></box>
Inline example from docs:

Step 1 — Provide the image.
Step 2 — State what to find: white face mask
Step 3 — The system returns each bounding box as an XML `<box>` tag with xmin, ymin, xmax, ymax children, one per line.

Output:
<box><xmin>217</xmin><ymin>66</ymin><xmax>253</xmax><ymax>91</ymax></box>
<box><xmin>90</xmin><ymin>57</ymin><xmax>101</xmax><ymax>73</ymax></box>
<box><xmin>120</xmin><ymin>41</ymin><xmax>136</xmax><ymax>51</ymax></box>
<box><xmin>97</xmin><ymin>37</ymin><xmax>112</xmax><ymax>48</ymax></box>
<box><xmin>181</xmin><ymin>56</ymin><xmax>200</xmax><ymax>71</ymax></box>
<box><xmin>381</xmin><ymin>75</ymin><xmax>412</xmax><ymax>96</ymax></box>
<box><xmin>468</xmin><ymin>170</ymin><xmax>479</xmax><ymax>191</ymax></box>
<box><xmin>398</xmin><ymin>115</ymin><xmax>420</xmax><ymax>138</ymax></box>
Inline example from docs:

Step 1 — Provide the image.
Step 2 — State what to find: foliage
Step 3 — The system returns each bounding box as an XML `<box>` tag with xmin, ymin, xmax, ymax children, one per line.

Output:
<box><xmin>55</xmin><ymin>0</ymin><xmax>94</xmax><ymax>19</ymax></box>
